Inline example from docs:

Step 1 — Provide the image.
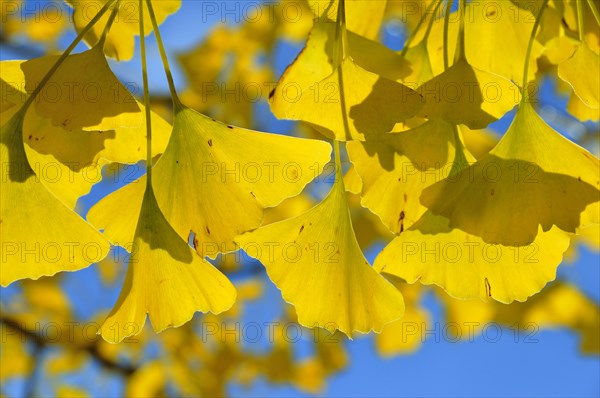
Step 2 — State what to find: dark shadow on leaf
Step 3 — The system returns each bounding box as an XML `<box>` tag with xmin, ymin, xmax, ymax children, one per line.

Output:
<box><xmin>417</xmin><ymin>60</ymin><xmax>500</xmax><ymax>129</ymax></box>
<box><xmin>350</xmin><ymin>77</ymin><xmax>423</xmax><ymax>139</ymax></box>
<box><xmin>136</xmin><ymin>189</ymin><xmax>193</xmax><ymax>263</ymax></box>
<box><xmin>20</xmin><ymin>47</ymin><xmax>139</xmax><ymax>131</ymax></box>
<box><xmin>356</xmin><ymin>119</ymin><xmax>454</xmax><ymax>172</ymax></box>
<box><xmin>420</xmin><ymin>155</ymin><xmax>600</xmax><ymax>245</ymax></box>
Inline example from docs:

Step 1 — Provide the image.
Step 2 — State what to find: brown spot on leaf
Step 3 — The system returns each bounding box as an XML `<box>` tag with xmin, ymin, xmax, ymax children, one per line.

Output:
<box><xmin>485</xmin><ymin>278</ymin><xmax>492</xmax><ymax>297</ymax></box>
<box><xmin>490</xmin><ymin>188</ymin><xmax>495</xmax><ymax>196</ymax></box>
<box><xmin>206</xmin><ymin>226</ymin><xmax>211</xmax><ymax>235</ymax></box>
<box><xmin>268</xmin><ymin>88</ymin><xmax>275</xmax><ymax>99</ymax></box>
<box><xmin>399</xmin><ymin>211</ymin><xmax>405</xmax><ymax>232</ymax></box>
<box><xmin>404</xmin><ymin>193</ymin><xmax>408</xmax><ymax>202</ymax></box>
<box><xmin>299</xmin><ymin>225</ymin><xmax>304</xmax><ymax>234</ymax></box>
<box><xmin>208</xmin><ymin>139</ymin><xmax>213</xmax><ymax>147</ymax></box>
<box><xmin>227</xmin><ymin>125</ymin><xmax>233</xmax><ymax>129</ymax></box>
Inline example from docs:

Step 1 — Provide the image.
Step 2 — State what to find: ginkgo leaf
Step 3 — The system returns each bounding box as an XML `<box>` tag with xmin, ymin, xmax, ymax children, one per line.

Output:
<box><xmin>66</xmin><ymin>0</ymin><xmax>181</xmax><ymax>61</ymax></box>
<box><xmin>417</xmin><ymin>58</ymin><xmax>521</xmax><ymax>129</ymax></box>
<box><xmin>307</xmin><ymin>0</ymin><xmax>387</xmax><ymax>39</ymax></box>
<box><xmin>272</xmin><ymin>19</ymin><xmax>412</xmax><ymax>88</ymax></box>
<box><xmin>1</xmin><ymin>60</ymin><xmax>171</xmax><ymax>207</ymax></box>
<box><xmin>21</xmin><ymin>45</ymin><xmax>140</xmax><ymax>131</ymax></box>
<box><xmin>567</xmin><ymin>91</ymin><xmax>600</xmax><ymax>122</ymax></box>
<box><xmin>463</xmin><ymin>0</ymin><xmax>544</xmax><ymax>83</ymax></box>
<box><xmin>270</xmin><ymin>18</ymin><xmax>420</xmax><ymax>141</ymax></box>
<box><xmin>343</xmin><ymin>164</ymin><xmax>362</xmax><ymax>194</ymax></box>
<box><xmin>401</xmin><ymin>41</ymin><xmax>435</xmax><ymax>88</ymax></box>
<box><xmin>421</xmin><ymin>101</ymin><xmax>600</xmax><ymax>246</ymax></box>
<box><xmin>374</xmin><ymin>211</ymin><xmax>571</xmax><ymax>303</ymax></box>
<box><xmin>426</xmin><ymin>0</ymin><xmax>544</xmax><ymax>83</ymax></box>
<box><xmin>3</xmin><ymin>60</ymin><xmax>171</xmax><ymax>167</ymax></box>
<box><xmin>537</xmin><ymin>4</ymin><xmax>579</xmax><ymax>65</ymax></box>
<box><xmin>235</xmin><ymin>173</ymin><xmax>405</xmax><ymax>337</ymax></box>
<box><xmin>99</xmin><ymin>188</ymin><xmax>236</xmax><ymax>343</ymax></box>
<box><xmin>0</xmin><ymin>113</ymin><xmax>110</xmax><ymax>286</ymax></box>
<box><xmin>347</xmin><ymin>119</ymin><xmax>471</xmax><ymax>234</ymax></box>
<box><xmin>274</xmin><ymin>57</ymin><xmax>422</xmax><ymax>141</ymax></box>
<box><xmin>558</xmin><ymin>42</ymin><xmax>600</xmax><ymax>109</ymax></box>
<box><xmin>89</xmin><ymin>106</ymin><xmax>331</xmax><ymax>257</ymax></box>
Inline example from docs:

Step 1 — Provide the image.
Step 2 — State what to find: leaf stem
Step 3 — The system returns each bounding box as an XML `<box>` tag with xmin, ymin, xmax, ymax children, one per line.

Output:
<box><xmin>98</xmin><ymin>1</ymin><xmax>120</xmax><ymax>47</ymax></box>
<box><xmin>400</xmin><ymin>0</ymin><xmax>442</xmax><ymax>57</ymax></box>
<box><xmin>333</xmin><ymin>140</ymin><xmax>345</xmax><ymax>190</ymax></box>
<box><xmin>443</xmin><ymin>0</ymin><xmax>454</xmax><ymax>70</ymax></box>
<box><xmin>521</xmin><ymin>0</ymin><xmax>549</xmax><ymax>102</ymax></box>
<box><xmin>423</xmin><ymin>0</ymin><xmax>444</xmax><ymax>44</ymax></box>
<box><xmin>145</xmin><ymin>0</ymin><xmax>181</xmax><ymax>109</ymax></box>
<box><xmin>587</xmin><ymin>0</ymin><xmax>600</xmax><ymax>26</ymax></box>
<box><xmin>577</xmin><ymin>0</ymin><xmax>585</xmax><ymax>42</ymax></box>
<box><xmin>18</xmin><ymin>0</ymin><xmax>117</xmax><ymax>113</ymax></box>
<box><xmin>139</xmin><ymin>0</ymin><xmax>153</xmax><ymax>185</ymax></box>
<box><xmin>455</xmin><ymin>0</ymin><xmax>466</xmax><ymax>62</ymax></box>
<box><xmin>333</xmin><ymin>0</ymin><xmax>347</xmax><ymax>187</ymax></box>
<box><xmin>333</xmin><ymin>0</ymin><xmax>348</xmax><ymax>67</ymax></box>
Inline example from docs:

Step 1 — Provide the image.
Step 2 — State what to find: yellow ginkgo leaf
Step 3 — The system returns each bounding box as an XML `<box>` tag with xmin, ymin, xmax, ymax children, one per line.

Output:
<box><xmin>21</xmin><ymin>45</ymin><xmax>140</xmax><ymax>131</ymax></box>
<box><xmin>235</xmin><ymin>172</ymin><xmax>405</xmax><ymax>337</ymax></box>
<box><xmin>343</xmin><ymin>164</ymin><xmax>362</xmax><ymax>194</ymax></box>
<box><xmin>567</xmin><ymin>91</ymin><xmax>600</xmax><ymax>122</ymax></box>
<box><xmin>426</xmin><ymin>1</ymin><xmax>544</xmax><ymax>83</ymax></box>
<box><xmin>66</xmin><ymin>0</ymin><xmax>181</xmax><ymax>61</ymax></box>
<box><xmin>1</xmin><ymin>113</ymin><xmax>110</xmax><ymax>286</ymax></box>
<box><xmin>99</xmin><ymin>188</ymin><xmax>236</xmax><ymax>343</ymax></box>
<box><xmin>417</xmin><ymin>58</ymin><xmax>521</xmax><ymax>129</ymax></box>
<box><xmin>558</xmin><ymin>42</ymin><xmax>600</xmax><ymax>109</ymax></box>
<box><xmin>347</xmin><ymin>119</ymin><xmax>471</xmax><ymax>234</ymax></box>
<box><xmin>421</xmin><ymin>101</ymin><xmax>600</xmax><ymax>246</ymax></box>
<box><xmin>270</xmin><ymin>18</ymin><xmax>420</xmax><ymax>141</ymax></box>
<box><xmin>402</xmin><ymin>41</ymin><xmax>435</xmax><ymax>88</ymax></box>
<box><xmin>374</xmin><ymin>210</ymin><xmax>571</xmax><ymax>303</ymax></box>
<box><xmin>274</xmin><ymin>56</ymin><xmax>422</xmax><ymax>141</ymax></box>
<box><xmin>307</xmin><ymin>0</ymin><xmax>387</xmax><ymax>39</ymax></box>
<box><xmin>271</xmin><ymin>20</ymin><xmax>411</xmax><ymax>90</ymax></box>
<box><xmin>89</xmin><ymin>106</ymin><xmax>331</xmax><ymax>257</ymax></box>
<box><xmin>3</xmin><ymin>58</ymin><xmax>171</xmax><ymax>167</ymax></box>
<box><xmin>464</xmin><ymin>0</ymin><xmax>544</xmax><ymax>83</ymax></box>
<box><xmin>1</xmin><ymin>60</ymin><xmax>171</xmax><ymax>207</ymax></box>
<box><xmin>460</xmin><ymin>125</ymin><xmax>499</xmax><ymax>160</ymax></box>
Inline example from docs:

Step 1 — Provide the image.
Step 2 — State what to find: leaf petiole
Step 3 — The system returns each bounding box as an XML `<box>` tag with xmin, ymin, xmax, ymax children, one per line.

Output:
<box><xmin>520</xmin><ymin>0</ymin><xmax>549</xmax><ymax>102</ymax></box>
<box><xmin>98</xmin><ymin>1</ymin><xmax>121</xmax><ymax>48</ymax></box>
<box><xmin>139</xmin><ymin>0</ymin><xmax>153</xmax><ymax>185</ymax></box>
<box><xmin>145</xmin><ymin>0</ymin><xmax>182</xmax><ymax>109</ymax></box>
<box><xmin>400</xmin><ymin>0</ymin><xmax>442</xmax><ymax>58</ymax></box>
<box><xmin>442</xmin><ymin>0</ymin><xmax>454</xmax><ymax>70</ymax></box>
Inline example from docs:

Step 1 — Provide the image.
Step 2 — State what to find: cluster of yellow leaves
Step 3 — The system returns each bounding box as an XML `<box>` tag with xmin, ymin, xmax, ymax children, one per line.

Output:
<box><xmin>1</xmin><ymin>0</ymin><xmax>599</xmax><ymax>353</ymax></box>
<box><xmin>259</xmin><ymin>0</ymin><xmax>599</xmax><ymax>336</ymax></box>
